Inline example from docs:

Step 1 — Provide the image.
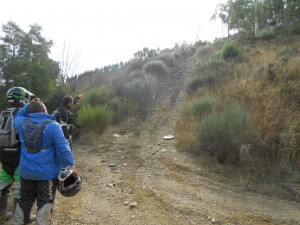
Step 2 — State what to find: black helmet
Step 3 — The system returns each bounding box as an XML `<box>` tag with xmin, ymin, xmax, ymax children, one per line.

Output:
<box><xmin>58</xmin><ymin>166</ymin><xmax>82</xmax><ymax>197</ymax></box>
<box><xmin>6</xmin><ymin>87</ymin><xmax>34</xmax><ymax>105</ymax></box>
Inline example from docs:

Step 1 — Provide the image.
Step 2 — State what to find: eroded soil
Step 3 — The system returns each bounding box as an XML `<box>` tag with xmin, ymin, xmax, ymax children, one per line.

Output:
<box><xmin>6</xmin><ymin>57</ymin><xmax>300</xmax><ymax>225</ymax></box>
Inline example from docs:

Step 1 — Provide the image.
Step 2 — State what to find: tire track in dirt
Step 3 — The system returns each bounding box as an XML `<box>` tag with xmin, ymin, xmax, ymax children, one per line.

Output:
<box><xmin>51</xmin><ymin>56</ymin><xmax>300</xmax><ymax>225</ymax></box>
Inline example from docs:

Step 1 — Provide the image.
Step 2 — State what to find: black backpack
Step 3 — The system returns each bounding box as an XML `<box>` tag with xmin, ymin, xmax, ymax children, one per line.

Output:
<box><xmin>24</xmin><ymin>118</ymin><xmax>54</xmax><ymax>153</ymax></box>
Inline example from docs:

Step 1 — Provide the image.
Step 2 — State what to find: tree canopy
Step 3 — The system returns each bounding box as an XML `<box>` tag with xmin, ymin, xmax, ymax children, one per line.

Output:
<box><xmin>211</xmin><ymin>0</ymin><xmax>300</xmax><ymax>36</ymax></box>
<box><xmin>0</xmin><ymin>21</ymin><xmax>60</xmax><ymax>104</ymax></box>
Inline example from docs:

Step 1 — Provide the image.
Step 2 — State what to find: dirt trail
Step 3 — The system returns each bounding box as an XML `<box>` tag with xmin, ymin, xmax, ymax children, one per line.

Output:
<box><xmin>21</xmin><ymin>57</ymin><xmax>300</xmax><ymax>225</ymax></box>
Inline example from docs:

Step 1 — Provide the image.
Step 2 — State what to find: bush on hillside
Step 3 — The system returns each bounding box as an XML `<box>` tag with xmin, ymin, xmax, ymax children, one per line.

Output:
<box><xmin>220</xmin><ymin>43</ymin><xmax>242</xmax><ymax>61</ymax></box>
<box><xmin>158</xmin><ymin>53</ymin><xmax>176</xmax><ymax>67</ymax></box>
<box><xmin>77</xmin><ymin>104</ymin><xmax>112</xmax><ymax>133</ymax></box>
<box><xmin>181</xmin><ymin>96</ymin><xmax>213</xmax><ymax>118</ymax></box>
<box><xmin>281</xmin><ymin>120</ymin><xmax>300</xmax><ymax>173</ymax></box>
<box><xmin>187</xmin><ymin>59</ymin><xmax>233</xmax><ymax>94</ymax></box>
<box><xmin>196</xmin><ymin>104</ymin><xmax>257</xmax><ymax>164</ymax></box>
<box><xmin>177</xmin><ymin>46</ymin><xmax>194</xmax><ymax>58</ymax></box>
<box><xmin>128</xmin><ymin>70</ymin><xmax>143</xmax><ymax>79</ymax></box>
<box><xmin>127</xmin><ymin>59</ymin><xmax>147</xmax><ymax>71</ymax></box>
<box><xmin>108</xmin><ymin>98</ymin><xmax>129</xmax><ymax>124</ymax></box>
<box><xmin>187</xmin><ymin>76</ymin><xmax>217</xmax><ymax>94</ymax></box>
<box><xmin>143</xmin><ymin>60</ymin><xmax>168</xmax><ymax>79</ymax></box>
<box><xmin>193</xmin><ymin>59</ymin><xmax>232</xmax><ymax>78</ymax></box>
<box><xmin>83</xmin><ymin>85</ymin><xmax>114</xmax><ymax>106</ymax></box>
<box><xmin>124</xmin><ymin>75</ymin><xmax>157</xmax><ymax>105</ymax></box>
<box><xmin>107</xmin><ymin>97</ymin><xmax>120</xmax><ymax>112</ymax></box>
<box><xmin>258</xmin><ymin>28</ymin><xmax>276</xmax><ymax>41</ymax></box>
<box><xmin>289</xmin><ymin>22</ymin><xmax>300</xmax><ymax>35</ymax></box>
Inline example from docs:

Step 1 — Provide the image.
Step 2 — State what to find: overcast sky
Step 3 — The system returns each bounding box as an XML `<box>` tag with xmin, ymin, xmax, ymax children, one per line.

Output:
<box><xmin>1</xmin><ymin>0</ymin><xmax>227</xmax><ymax>73</ymax></box>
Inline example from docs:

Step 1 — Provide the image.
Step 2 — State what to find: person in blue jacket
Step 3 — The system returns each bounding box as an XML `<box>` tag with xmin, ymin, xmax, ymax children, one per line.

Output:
<box><xmin>12</xmin><ymin>99</ymin><xmax>75</xmax><ymax>225</ymax></box>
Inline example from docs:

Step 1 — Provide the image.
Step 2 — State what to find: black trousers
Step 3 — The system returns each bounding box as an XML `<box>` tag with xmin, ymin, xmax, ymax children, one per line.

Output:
<box><xmin>12</xmin><ymin>178</ymin><xmax>57</xmax><ymax>225</ymax></box>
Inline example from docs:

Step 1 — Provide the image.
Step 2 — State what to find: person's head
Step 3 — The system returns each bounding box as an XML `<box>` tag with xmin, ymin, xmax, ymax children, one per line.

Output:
<box><xmin>62</xmin><ymin>96</ymin><xmax>73</xmax><ymax>108</ymax></box>
<box><xmin>29</xmin><ymin>101</ymin><xmax>47</xmax><ymax>114</ymax></box>
<box><xmin>6</xmin><ymin>87</ymin><xmax>35</xmax><ymax>107</ymax></box>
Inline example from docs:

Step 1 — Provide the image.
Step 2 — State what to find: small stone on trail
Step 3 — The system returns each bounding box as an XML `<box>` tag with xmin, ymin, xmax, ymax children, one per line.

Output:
<box><xmin>124</xmin><ymin>201</ymin><xmax>130</xmax><ymax>205</ymax></box>
<box><xmin>160</xmin><ymin>148</ymin><xmax>166</xmax><ymax>153</ymax></box>
<box><xmin>163</xmin><ymin>135</ymin><xmax>174</xmax><ymax>140</ymax></box>
<box><xmin>113</xmin><ymin>133</ymin><xmax>122</xmax><ymax>138</ymax></box>
<box><xmin>107</xmin><ymin>183</ymin><xmax>115</xmax><ymax>187</ymax></box>
<box><xmin>129</xmin><ymin>202</ymin><xmax>138</xmax><ymax>208</ymax></box>
<box><xmin>108</xmin><ymin>164</ymin><xmax>116</xmax><ymax>167</ymax></box>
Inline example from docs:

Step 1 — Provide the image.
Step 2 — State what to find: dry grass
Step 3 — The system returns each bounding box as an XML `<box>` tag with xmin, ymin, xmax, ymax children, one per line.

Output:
<box><xmin>220</xmin><ymin>42</ymin><xmax>300</xmax><ymax>172</ymax></box>
<box><xmin>176</xmin><ymin>36</ymin><xmax>300</xmax><ymax>174</ymax></box>
<box><xmin>222</xmin><ymin>47</ymin><xmax>283</xmax><ymax>136</ymax></box>
<box><xmin>174</xmin><ymin>116</ymin><xmax>198</xmax><ymax>152</ymax></box>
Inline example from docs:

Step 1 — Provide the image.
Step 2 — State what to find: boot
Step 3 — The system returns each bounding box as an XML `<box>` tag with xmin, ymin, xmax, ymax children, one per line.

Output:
<box><xmin>0</xmin><ymin>195</ymin><xmax>8</xmax><ymax>223</ymax></box>
<box><xmin>36</xmin><ymin>203</ymin><xmax>53</xmax><ymax>225</ymax></box>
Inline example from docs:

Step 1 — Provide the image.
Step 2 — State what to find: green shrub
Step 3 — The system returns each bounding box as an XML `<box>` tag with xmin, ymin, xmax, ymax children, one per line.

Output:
<box><xmin>192</xmin><ymin>59</ymin><xmax>232</xmax><ymax>78</ymax></box>
<box><xmin>107</xmin><ymin>97</ymin><xmax>120</xmax><ymax>112</ymax></box>
<box><xmin>77</xmin><ymin>104</ymin><xmax>112</xmax><ymax>133</ymax></box>
<box><xmin>124</xmin><ymin>75</ymin><xmax>157</xmax><ymax>104</ymax></box>
<box><xmin>158</xmin><ymin>53</ymin><xmax>176</xmax><ymax>67</ymax></box>
<box><xmin>143</xmin><ymin>60</ymin><xmax>168</xmax><ymax>78</ymax></box>
<box><xmin>187</xmin><ymin>59</ymin><xmax>233</xmax><ymax>94</ymax></box>
<box><xmin>280</xmin><ymin>120</ymin><xmax>300</xmax><ymax>173</ymax></box>
<box><xmin>289</xmin><ymin>22</ymin><xmax>300</xmax><ymax>35</ymax></box>
<box><xmin>127</xmin><ymin>59</ymin><xmax>147</xmax><ymax>71</ymax></box>
<box><xmin>177</xmin><ymin>46</ymin><xmax>193</xmax><ymax>58</ymax></box>
<box><xmin>128</xmin><ymin>70</ymin><xmax>143</xmax><ymax>79</ymax></box>
<box><xmin>109</xmin><ymin>99</ymin><xmax>129</xmax><ymax>124</ymax></box>
<box><xmin>258</xmin><ymin>28</ymin><xmax>276</xmax><ymax>41</ymax></box>
<box><xmin>196</xmin><ymin>88</ymin><xmax>207</xmax><ymax>97</ymax></box>
<box><xmin>220</xmin><ymin>43</ymin><xmax>242</xmax><ymax>60</ymax></box>
<box><xmin>181</xmin><ymin>96</ymin><xmax>213</xmax><ymax>118</ymax></box>
<box><xmin>83</xmin><ymin>85</ymin><xmax>113</xmax><ymax>106</ymax></box>
<box><xmin>187</xmin><ymin>76</ymin><xmax>217</xmax><ymax>94</ymax></box>
<box><xmin>196</xmin><ymin>104</ymin><xmax>257</xmax><ymax>164</ymax></box>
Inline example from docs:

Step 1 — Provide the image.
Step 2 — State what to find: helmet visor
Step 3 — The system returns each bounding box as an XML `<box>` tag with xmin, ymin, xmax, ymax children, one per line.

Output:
<box><xmin>58</xmin><ymin>167</ymin><xmax>74</xmax><ymax>182</ymax></box>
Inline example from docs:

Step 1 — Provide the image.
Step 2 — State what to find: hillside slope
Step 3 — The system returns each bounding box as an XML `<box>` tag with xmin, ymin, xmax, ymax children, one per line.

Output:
<box><xmin>13</xmin><ymin>56</ymin><xmax>300</xmax><ymax>225</ymax></box>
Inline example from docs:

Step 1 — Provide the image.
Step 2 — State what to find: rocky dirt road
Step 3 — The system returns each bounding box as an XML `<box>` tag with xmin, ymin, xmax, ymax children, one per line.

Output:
<box><xmin>52</xmin><ymin>57</ymin><xmax>300</xmax><ymax>225</ymax></box>
<box><xmin>7</xmin><ymin>57</ymin><xmax>299</xmax><ymax>225</ymax></box>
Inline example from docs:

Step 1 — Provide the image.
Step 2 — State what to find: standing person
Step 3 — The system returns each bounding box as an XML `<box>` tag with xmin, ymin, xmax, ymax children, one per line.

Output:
<box><xmin>12</xmin><ymin>99</ymin><xmax>76</xmax><ymax>225</ymax></box>
<box><xmin>53</xmin><ymin>94</ymin><xmax>83</xmax><ymax>145</ymax></box>
<box><xmin>0</xmin><ymin>87</ymin><xmax>34</xmax><ymax>223</ymax></box>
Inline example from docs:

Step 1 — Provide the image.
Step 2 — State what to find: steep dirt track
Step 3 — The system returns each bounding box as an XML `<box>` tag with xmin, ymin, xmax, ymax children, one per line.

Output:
<box><xmin>17</xmin><ymin>57</ymin><xmax>300</xmax><ymax>225</ymax></box>
<box><xmin>52</xmin><ymin>101</ymin><xmax>300</xmax><ymax>225</ymax></box>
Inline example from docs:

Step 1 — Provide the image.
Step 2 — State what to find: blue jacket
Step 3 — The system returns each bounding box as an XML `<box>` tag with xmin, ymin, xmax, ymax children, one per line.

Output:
<box><xmin>14</xmin><ymin>104</ymin><xmax>75</xmax><ymax>180</ymax></box>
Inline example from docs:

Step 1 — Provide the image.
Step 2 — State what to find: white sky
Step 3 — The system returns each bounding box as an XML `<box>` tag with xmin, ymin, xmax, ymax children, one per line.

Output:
<box><xmin>0</xmin><ymin>0</ymin><xmax>227</xmax><ymax>73</ymax></box>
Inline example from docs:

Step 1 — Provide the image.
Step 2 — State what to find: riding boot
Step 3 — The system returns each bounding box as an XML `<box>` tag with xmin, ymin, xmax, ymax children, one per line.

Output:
<box><xmin>36</xmin><ymin>203</ymin><xmax>53</xmax><ymax>225</ymax></box>
<box><xmin>0</xmin><ymin>195</ymin><xmax>8</xmax><ymax>223</ymax></box>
